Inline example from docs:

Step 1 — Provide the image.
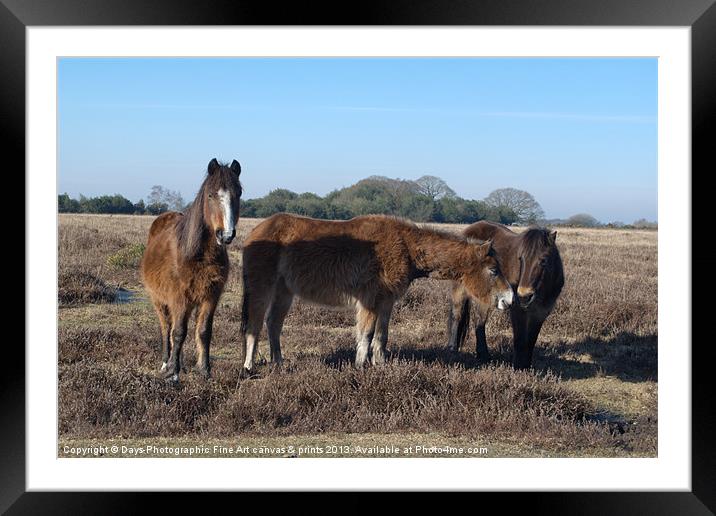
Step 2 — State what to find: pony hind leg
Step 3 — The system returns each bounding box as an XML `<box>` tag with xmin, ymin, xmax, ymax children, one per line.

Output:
<box><xmin>370</xmin><ymin>298</ymin><xmax>394</xmax><ymax>366</ymax></box>
<box><xmin>266</xmin><ymin>279</ymin><xmax>294</xmax><ymax>369</ymax></box>
<box><xmin>354</xmin><ymin>302</ymin><xmax>378</xmax><ymax>368</ymax></box>
<box><xmin>193</xmin><ymin>298</ymin><xmax>217</xmax><ymax>379</ymax></box>
<box><xmin>240</xmin><ymin>285</ymin><xmax>273</xmax><ymax>377</ymax></box>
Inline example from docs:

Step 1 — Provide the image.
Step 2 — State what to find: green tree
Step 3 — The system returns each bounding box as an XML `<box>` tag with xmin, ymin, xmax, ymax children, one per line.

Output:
<box><xmin>240</xmin><ymin>199</ymin><xmax>258</xmax><ymax>218</ymax></box>
<box><xmin>255</xmin><ymin>189</ymin><xmax>299</xmax><ymax>217</ymax></box>
<box><xmin>396</xmin><ymin>193</ymin><xmax>434</xmax><ymax>221</ymax></box>
<box><xmin>286</xmin><ymin>193</ymin><xmax>327</xmax><ymax>218</ymax></box>
<box><xmin>146</xmin><ymin>202</ymin><xmax>169</xmax><ymax>215</ymax></box>
<box><xmin>58</xmin><ymin>193</ymin><xmax>80</xmax><ymax>213</ymax></box>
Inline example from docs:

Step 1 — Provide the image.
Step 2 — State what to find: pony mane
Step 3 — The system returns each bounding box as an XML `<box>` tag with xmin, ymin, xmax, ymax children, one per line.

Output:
<box><xmin>518</xmin><ymin>226</ymin><xmax>552</xmax><ymax>257</ymax></box>
<box><xmin>176</xmin><ymin>179</ymin><xmax>209</xmax><ymax>260</ymax></box>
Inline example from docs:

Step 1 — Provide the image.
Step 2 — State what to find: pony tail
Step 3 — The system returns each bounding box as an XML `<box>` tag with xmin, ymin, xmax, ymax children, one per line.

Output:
<box><xmin>455</xmin><ymin>297</ymin><xmax>471</xmax><ymax>349</ymax></box>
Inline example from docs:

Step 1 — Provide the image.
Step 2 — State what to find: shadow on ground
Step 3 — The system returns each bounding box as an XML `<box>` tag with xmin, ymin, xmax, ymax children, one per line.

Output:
<box><xmin>322</xmin><ymin>331</ymin><xmax>657</xmax><ymax>383</ymax></box>
<box><xmin>537</xmin><ymin>332</ymin><xmax>657</xmax><ymax>382</ymax></box>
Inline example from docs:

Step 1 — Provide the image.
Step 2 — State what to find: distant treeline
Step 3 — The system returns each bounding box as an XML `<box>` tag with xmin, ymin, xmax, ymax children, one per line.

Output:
<box><xmin>544</xmin><ymin>214</ymin><xmax>658</xmax><ymax>229</ymax></box>
<box><xmin>58</xmin><ymin>176</ymin><xmax>526</xmax><ymax>224</ymax></box>
<box><xmin>59</xmin><ymin>193</ymin><xmax>157</xmax><ymax>215</ymax></box>
<box><xmin>58</xmin><ymin>175</ymin><xmax>656</xmax><ymax>228</ymax></box>
<box><xmin>58</xmin><ymin>185</ymin><xmax>185</xmax><ymax>215</ymax></box>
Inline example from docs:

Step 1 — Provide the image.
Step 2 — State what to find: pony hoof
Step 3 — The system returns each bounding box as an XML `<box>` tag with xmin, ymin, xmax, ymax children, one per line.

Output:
<box><xmin>159</xmin><ymin>362</ymin><xmax>168</xmax><ymax>373</ymax></box>
<box><xmin>164</xmin><ymin>373</ymin><xmax>180</xmax><ymax>384</ymax></box>
<box><xmin>162</xmin><ymin>367</ymin><xmax>179</xmax><ymax>380</ymax></box>
<box><xmin>194</xmin><ymin>366</ymin><xmax>211</xmax><ymax>379</ymax></box>
<box><xmin>371</xmin><ymin>354</ymin><xmax>386</xmax><ymax>366</ymax></box>
<box><xmin>239</xmin><ymin>367</ymin><xmax>253</xmax><ymax>380</ymax></box>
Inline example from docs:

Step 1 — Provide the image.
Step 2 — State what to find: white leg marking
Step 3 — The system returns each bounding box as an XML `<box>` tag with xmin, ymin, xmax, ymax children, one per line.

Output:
<box><xmin>355</xmin><ymin>334</ymin><xmax>370</xmax><ymax>367</ymax></box>
<box><xmin>160</xmin><ymin>362</ymin><xmax>167</xmax><ymax>372</ymax></box>
<box><xmin>244</xmin><ymin>334</ymin><xmax>257</xmax><ymax>370</ymax></box>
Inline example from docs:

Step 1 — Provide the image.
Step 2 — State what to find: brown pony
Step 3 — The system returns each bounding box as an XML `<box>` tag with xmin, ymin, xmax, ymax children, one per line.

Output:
<box><xmin>447</xmin><ymin>220</ymin><xmax>564</xmax><ymax>369</ymax></box>
<box><xmin>239</xmin><ymin>213</ymin><xmax>514</xmax><ymax>374</ymax></box>
<box><xmin>140</xmin><ymin>158</ymin><xmax>242</xmax><ymax>380</ymax></box>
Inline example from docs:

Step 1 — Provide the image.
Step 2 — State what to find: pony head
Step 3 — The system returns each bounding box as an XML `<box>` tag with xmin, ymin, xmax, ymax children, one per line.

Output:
<box><xmin>203</xmin><ymin>158</ymin><xmax>242</xmax><ymax>246</ymax></box>
<box><xmin>515</xmin><ymin>228</ymin><xmax>557</xmax><ymax>307</ymax></box>
<box><xmin>462</xmin><ymin>239</ymin><xmax>514</xmax><ymax>311</ymax></box>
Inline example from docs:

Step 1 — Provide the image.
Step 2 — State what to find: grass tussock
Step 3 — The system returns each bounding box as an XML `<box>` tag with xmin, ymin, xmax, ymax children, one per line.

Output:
<box><xmin>106</xmin><ymin>243</ymin><xmax>145</xmax><ymax>269</ymax></box>
<box><xmin>59</xmin><ymin>270</ymin><xmax>116</xmax><ymax>306</ymax></box>
<box><xmin>58</xmin><ymin>326</ymin><xmax>155</xmax><ymax>367</ymax></box>
<box><xmin>58</xmin><ymin>323</ymin><xmax>614</xmax><ymax>449</ymax></box>
<box><xmin>59</xmin><ymin>364</ymin><xmax>226</xmax><ymax>437</ymax></box>
<box><xmin>212</xmin><ymin>359</ymin><xmax>598</xmax><ymax>441</ymax></box>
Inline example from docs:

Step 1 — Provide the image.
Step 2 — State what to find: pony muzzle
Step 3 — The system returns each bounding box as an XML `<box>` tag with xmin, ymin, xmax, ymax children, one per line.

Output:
<box><xmin>216</xmin><ymin>228</ymin><xmax>236</xmax><ymax>245</ymax></box>
<box><xmin>496</xmin><ymin>289</ymin><xmax>514</xmax><ymax>310</ymax></box>
<box><xmin>517</xmin><ymin>286</ymin><xmax>535</xmax><ymax>307</ymax></box>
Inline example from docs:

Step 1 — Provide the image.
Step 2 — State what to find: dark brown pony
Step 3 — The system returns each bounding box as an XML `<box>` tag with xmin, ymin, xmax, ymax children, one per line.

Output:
<box><xmin>239</xmin><ymin>213</ymin><xmax>514</xmax><ymax>374</ymax></box>
<box><xmin>447</xmin><ymin>220</ymin><xmax>564</xmax><ymax>369</ymax></box>
<box><xmin>140</xmin><ymin>158</ymin><xmax>242</xmax><ymax>380</ymax></box>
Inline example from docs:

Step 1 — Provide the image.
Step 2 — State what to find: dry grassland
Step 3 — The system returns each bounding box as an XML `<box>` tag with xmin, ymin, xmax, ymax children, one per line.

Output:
<box><xmin>57</xmin><ymin>214</ymin><xmax>657</xmax><ymax>457</ymax></box>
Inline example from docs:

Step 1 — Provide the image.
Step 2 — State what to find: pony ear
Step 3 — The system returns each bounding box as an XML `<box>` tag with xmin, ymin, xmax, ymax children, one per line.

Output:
<box><xmin>230</xmin><ymin>160</ymin><xmax>241</xmax><ymax>176</ymax></box>
<box><xmin>476</xmin><ymin>239</ymin><xmax>493</xmax><ymax>258</ymax></box>
<box><xmin>549</xmin><ymin>230</ymin><xmax>557</xmax><ymax>244</ymax></box>
<box><xmin>207</xmin><ymin>158</ymin><xmax>220</xmax><ymax>175</ymax></box>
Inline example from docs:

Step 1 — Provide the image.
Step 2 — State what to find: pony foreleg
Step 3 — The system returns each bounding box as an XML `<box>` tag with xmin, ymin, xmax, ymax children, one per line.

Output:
<box><xmin>194</xmin><ymin>300</ymin><xmax>216</xmax><ymax>379</ymax></box>
<box><xmin>164</xmin><ymin>310</ymin><xmax>190</xmax><ymax>380</ymax></box>
<box><xmin>474</xmin><ymin>304</ymin><xmax>491</xmax><ymax>361</ymax></box>
<box><xmin>153</xmin><ymin>302</ymin><xmax>171</xmax><ymax>372</ymax></box>
<box><xmin>447</xmin><ymin>285</ymin><xmax>470</xmax><ymax>352</ymax></box>
<box><xmin>510</xmin><ymin>306</ymin><xmax>530</xmax><ymax>370</ymax></box>
<box><xmin>354</xmin><ymin>303</ymin><xmax>378</xmax><ymax>368</ymax></box>
<box><xmin>370</xmin><ymin>301</ymin><xmax>394</xmax><ymax>365</ymax></box>
<box><xmin>522</xmin><ymin>313</ymin><xmax>546</xmax><ymax>369</ymax></box>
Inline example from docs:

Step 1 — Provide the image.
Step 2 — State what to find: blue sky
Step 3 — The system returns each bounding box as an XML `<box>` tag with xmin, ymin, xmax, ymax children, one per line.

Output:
<box><xmin>58</xmin><ymin>57</ymin><xmax>657</xmax><ymax>223</ymax></box>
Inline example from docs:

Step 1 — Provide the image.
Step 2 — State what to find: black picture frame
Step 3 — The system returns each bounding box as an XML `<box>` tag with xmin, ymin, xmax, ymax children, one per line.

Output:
<box><xmin>4</xmin><ymin>0</ymin><xmax>714</xmax><ymax>512</ymax></box>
